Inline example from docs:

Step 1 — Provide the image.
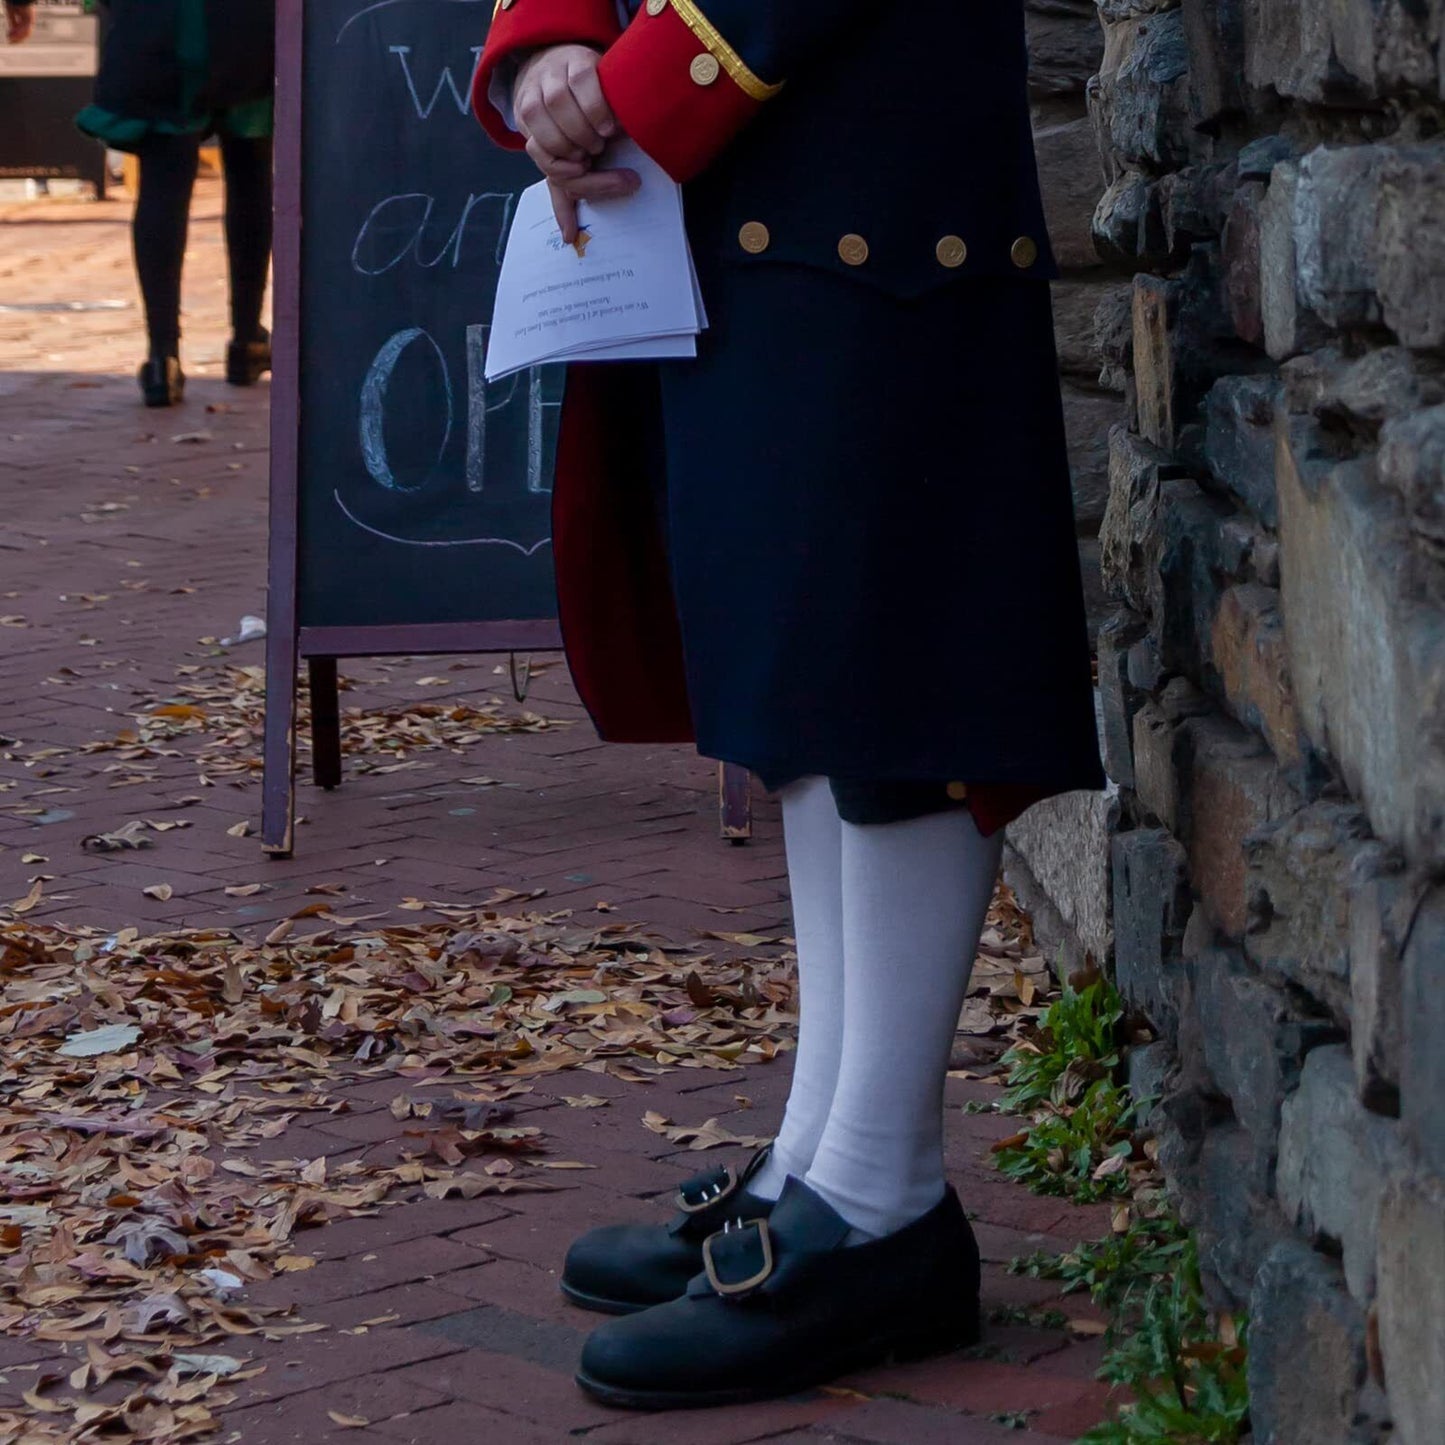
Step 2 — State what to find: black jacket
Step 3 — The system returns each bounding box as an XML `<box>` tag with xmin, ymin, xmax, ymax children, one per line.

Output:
<box><xmin>91</xmin><ymin>0</ymin><xmax>274</xmax><ymax>126</ymax></box>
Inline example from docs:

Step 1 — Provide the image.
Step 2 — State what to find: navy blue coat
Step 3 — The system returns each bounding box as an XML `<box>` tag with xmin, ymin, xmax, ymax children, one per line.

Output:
<box><xmin>478</xmin><ymin>0</ymin><xmax>1105</xmax><ymax>830</ymax></box>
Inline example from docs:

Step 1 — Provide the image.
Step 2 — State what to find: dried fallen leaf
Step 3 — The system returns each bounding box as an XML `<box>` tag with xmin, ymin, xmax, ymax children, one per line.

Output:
<box><xmin>641</xmin><ymin>1114</ymin><xmax>771</xmax><ymax>1152</ymax></box>
<box><xmin>142</xmin><ymin>883</ymin><xmax>174</xmax><ymax>901</ymax></box>
<box><xmin>59</xmin><ymin>1023</ymin><xmax>143</xmax><ymax>1057</ymax></box>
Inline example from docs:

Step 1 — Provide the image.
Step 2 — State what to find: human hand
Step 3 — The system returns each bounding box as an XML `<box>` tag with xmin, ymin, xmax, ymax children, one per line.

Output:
<box><xmin>544</xmin><ymin>169</ymin><xmax>641</xmax><ymax>246</ymax></box>
<box><xmin>513</xmin><ymin>43</ymin><xmax>618</xmax><ymax>181</ymax></box>
<box><xmin>5</xmin><ymin>2</ymin><xmax>36</xmax><ymax>44</ymax></box>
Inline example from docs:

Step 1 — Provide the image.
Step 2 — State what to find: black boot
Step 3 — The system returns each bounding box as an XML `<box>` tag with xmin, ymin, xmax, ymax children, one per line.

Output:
<box><xmin>137</xmin><ymin>352</ymin><xmax>184</xmax><ymax>407</ymax></box>
<box><xmin>562</xmin><ymin>1150</ymin><xmax>778</xmax><ymax>1315</ymax></box>
<box><xmin>226</xmin><ymin>327</ymin><xmax>271</xmax><ymax>386</ymax></box>
<box><xmin>576</xmin><ymin>1177</ymin><xmax>982</xmax><ymax>1410</ymax></box>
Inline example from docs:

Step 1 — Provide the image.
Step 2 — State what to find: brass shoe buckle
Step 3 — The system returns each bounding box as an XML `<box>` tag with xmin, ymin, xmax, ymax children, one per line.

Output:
<box><xmin>676</xmin><ymin>1166</ymin><xmax>737</xmax><ymax>1214</ymax></box>
<box><xmin>702</xmin><ymin>1218</ymin><xmax>774</xmax><ymax>1299</ymax></box>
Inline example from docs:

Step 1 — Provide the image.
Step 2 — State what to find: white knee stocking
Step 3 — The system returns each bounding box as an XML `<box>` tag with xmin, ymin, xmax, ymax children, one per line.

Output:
<box><xmin>803</xmin><ymin>806</ymin><xmax>1004</xmax><ymax>1239</ymax></box>
<box><xmin>749</xmin><ymin>776</ymin><xmax>845</xmax><ymax>1201</ymax></box>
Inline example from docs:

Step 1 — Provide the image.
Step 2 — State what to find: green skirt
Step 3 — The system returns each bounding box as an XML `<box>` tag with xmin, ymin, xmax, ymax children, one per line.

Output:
<box><xmin>75</xmin><ymin>0</ymin><xmax>273</xmax><ymax>153</ymax></box>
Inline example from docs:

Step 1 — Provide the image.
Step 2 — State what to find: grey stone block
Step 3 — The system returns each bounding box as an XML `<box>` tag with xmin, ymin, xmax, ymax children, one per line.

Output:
<box><xmin>1126</xmin><ymin>1037</ymin><xmax>1176</xmax><ymax>1116</ymax></box>
<box><xmin>1132</xmin><ymin>699</ymin><xmax>1185</xmax><ymax>830</ymax></box>
<box><xmin>1377</xmin><ymin>1170</ymin><xmax>1445</xmax><ymax>1445</ymax></box>
<box><xmin>1295</xmin><ymin>145</ymin><xmax>1387</xmax><ymax>331</ymax></box>
<box><xmin>1222</xmin><ymin>177</ymin><xmax>1267</xmax><ymax>348</ymax></box>
<box><xmin>1203</xmin><ymin>373</ymin><xmax>1282</xmax><ymax>526</ymax></box>
<box><xmin>1007</xmin><ymin>767</ymin><xmax>1121</xmax><ymax>968</ymax></box>
<box><xmin>1277</xmin><ymin>421</ymin><xmax>1445</xmax><ymax>864</ymax></box>
<box><xmin>1181</xmin><ymin>0</ymin><xmax>1245</xmax><ymax>128</ymax></box>
<box><xmin>1378</xmin><ymin>404</ymin><xmax>1445</xmax><ymax>571</ymax></box>
<box><xmin>1261</xmin><ymin>161</ymin><xmax>1331</xmax><ymax>361</ymax></box>
<box><xmin>1244</xmin><ymin>802</ymin><xmax>1384</xmax><ymax>1020</ymax></box>
<box><xmin>1248</xmin><ymin>1241</ymin><xmax>1369</xmax><ymax>1445</ymax></box>
<box><xmin>1210</xmin><ymin>582</ymin><xmax>1307</xmax><ymax>771</ymax></box>
<box><xmin>1191</xmin><ymin>947</ymin><xmax>1340</xmax><ymax>1171</ymax></box>
<box><xmin>1092</xmin><ymin>171</ymin><xmax>1168</xmax><ymax>266</ymax></box>
<box><xmin>1180</xmin><ymin>710</ymin><xmax>1303</xmax><ymax>939</ymax></box>
<box><xmin>1377</xmin><ymin>144</ymin><xmax>1445</xmax><ymax>349</ymax></box>
<box><xmin>1401</xmin><ymin>886</ymin><xmax>1445</xmax><ymax>1175</ymax></box>
<box><xmin>1277</xmin><ymin>1044</ymin><xmax>1408</xmax><ymax>1301</ymax></box>
<box><xmin>1099</xmin><ymin>10</ymin><xmax>1191</xmax><ymax>172</ymax></box>
<box><xmin>1287</xmin><ymin>346</ymin><xmax>1445</xmax><ymax>433</ymax></box>
<box><xmin>1098</xmin><ymin>610</ymin><xmax>1147</xmax><ymax>788</ymax></box>
<box><xmin>1112</xmin><ymin>827</ymin><xmax>1192</xmax><ymax>1035</ymax></box>
<box><xmin>1182</xmin><ymin>1123</ymin><xmax>1292</xmax><ymax>1310</ymax></box>
<box><xmin>1348</xmin><ymin>861</ymin><xmax>1414</xmax><ymax>1110</ymax></box>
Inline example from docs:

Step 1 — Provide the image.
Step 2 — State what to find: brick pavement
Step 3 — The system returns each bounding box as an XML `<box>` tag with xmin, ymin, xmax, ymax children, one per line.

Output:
<box><xmin>0</xmin><ymin>184</ymin><xmax>1115</xmax><ymax>1442</ymax></box>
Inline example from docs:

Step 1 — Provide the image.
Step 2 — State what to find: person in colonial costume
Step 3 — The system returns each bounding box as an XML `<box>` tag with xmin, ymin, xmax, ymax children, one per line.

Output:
<box><xmin>474</xmin><ymin>0</ymin><xmax>1105</xmax><ymax>1408</ymax></box>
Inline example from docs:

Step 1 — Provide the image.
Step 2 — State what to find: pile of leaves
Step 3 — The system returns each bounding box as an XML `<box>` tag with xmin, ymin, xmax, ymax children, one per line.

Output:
<box><xmin>0</xmin><ymin>906</ymin><xmax>793</xmax><ymax>1440</ymax></box>
<box><xmin>84</xmin><ymin>663</ymin><xmax>564</xmax><ymax>786</ymax></box>
<box><xmin>1</xmin><ymin>660</ymin><xmax>568</xmax><ymax>829</ymax></box>
<box><xmin>0</xmin><ymin>881</ymin><xmax>1047</xmax><ymax>1441</ymax></box>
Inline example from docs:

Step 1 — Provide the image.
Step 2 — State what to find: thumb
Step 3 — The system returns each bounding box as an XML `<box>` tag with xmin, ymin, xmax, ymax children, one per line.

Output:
<box><xmin>559</xmin><ymin>168</ymin><xmax>642</xmax><ymax>203</ymax></box>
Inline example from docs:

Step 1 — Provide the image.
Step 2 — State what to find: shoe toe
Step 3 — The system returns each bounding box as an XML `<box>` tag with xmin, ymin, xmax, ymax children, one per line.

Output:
<box><xmin>579</xmin><ymin>1299</ymin><xmax>697</xmax><ymax>1394</ymax></box>
<box><xmin>563</xmin><ymin>1224</ymin><xmax>691</xmax><ymax>1310</ymax></box>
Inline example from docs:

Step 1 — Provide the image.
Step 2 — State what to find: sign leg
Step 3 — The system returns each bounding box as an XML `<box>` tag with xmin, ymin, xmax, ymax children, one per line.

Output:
<box><xmin>261</xmin><ymin>622</ymin><xmax>298</xmax><ymax>858</ymax></box>
<box><xmin>308</xmin><ymin>657</ymin><xmax>343</xmax><ymax>790</ymax></box>
<box><xmin>719</xmin><ymin>762</ymin><xmax>753</xmax><ymax>844</ymax></box>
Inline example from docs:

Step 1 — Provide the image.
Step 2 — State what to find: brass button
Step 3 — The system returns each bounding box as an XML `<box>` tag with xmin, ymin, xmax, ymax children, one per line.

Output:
<box><xmin>738</xmin><ymin>221</ymin><xmax>771</xmax><ymax>255</ymax></box>
<box><xmin>936</xmin><ymin>235</ymin><xmax>967</xmax><ymax>269</ymax></box>
<box><xmin>945</xmin><ymin>781</ymin><xmax>970</xmax><ymax>802</ymax></box>
<box><xmin>646</xmin><ymin>0</ymin><xmax>666</xmax><ymax>12</ymax></box>
<box><xmin>690</xmin><ymin>52</ymin><xmax>721</xmax><ymax>86</ymax></box>
<box><xmin>837</xmin><ymin>233</ymin><xmax>869</xmax><ymax>266</ymax></box>
<box><xmin>1010</xmin><ymin>235</ymin><xmax>1039</xmax><ymax>269</ymax></box>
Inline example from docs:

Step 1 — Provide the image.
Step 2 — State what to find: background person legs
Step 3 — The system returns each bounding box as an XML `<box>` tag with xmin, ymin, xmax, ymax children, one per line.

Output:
<box><xmin>218</xmin><ymin>131</ymin><xmax>272</xmax><ymax>352</ymax></box>
<box><xmin>131</xmin><ymin>130</ymin><xmax>201</xmax><ymax>390</ymax></box>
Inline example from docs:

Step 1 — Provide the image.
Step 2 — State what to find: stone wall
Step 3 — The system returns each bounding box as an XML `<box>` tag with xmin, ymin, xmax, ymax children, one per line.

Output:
<box><xmin>1012</xmin><ymin>3</ymin><xmax>1445</xmax><ymax>1442</ymax></box>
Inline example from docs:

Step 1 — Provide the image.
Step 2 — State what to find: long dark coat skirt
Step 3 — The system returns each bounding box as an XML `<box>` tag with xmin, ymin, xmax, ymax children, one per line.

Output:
<box><xmin>547</xmin><ymin>1</ymin><xmax>1106</xmax><ymax>828</ymax></box>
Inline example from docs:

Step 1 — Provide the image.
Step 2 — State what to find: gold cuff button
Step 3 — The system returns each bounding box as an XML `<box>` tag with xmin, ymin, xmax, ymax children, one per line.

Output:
<box><xmin>645</xmin><ymin>0</ymin><xmax>667</xmax><ymax>12</ymax></box>
<box><xmin>936</xmin><ymin>235</ymin><xmax>968</xmax><ymax>269</ymax></box>
<box><xmin>690</xmin><ymin>52</ymin><xmax>721</xmax><ymax>86</ymax></box>
<box><xmin>945</xmin><ymin>781</ymin><xmax>970</xmax><ymax>803</ymax></box>
<box><xmin>1010</xmin><ymin>235</ymin><xmax>1039</xmax><ymax>269</ymax></box>
<box><xmin>838</xmin><ymin>233</ymin><xmax>869</xmax><ymax>266</ymax></box>
<box><xmin>738</xmin><ymin>221</ymin><xmax>771</xmax><ymax>255</ymax></box>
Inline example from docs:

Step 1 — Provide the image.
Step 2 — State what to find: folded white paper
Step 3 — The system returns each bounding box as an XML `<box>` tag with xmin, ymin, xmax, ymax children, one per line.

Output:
<box><xmin>484</xmin><ymin>139</ymin><xmax>707</xmax><ymax>383</ymax></box>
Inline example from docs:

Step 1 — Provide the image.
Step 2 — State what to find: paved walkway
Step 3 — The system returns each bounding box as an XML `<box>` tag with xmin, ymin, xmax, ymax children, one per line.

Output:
<box><xmin>0</xmin><ymin>183</ymin><xmax>1114</xmax><ymax>1443</ymax></box>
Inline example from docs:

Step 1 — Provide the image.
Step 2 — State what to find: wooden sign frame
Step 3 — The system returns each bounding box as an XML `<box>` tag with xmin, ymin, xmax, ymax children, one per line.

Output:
<box><xmin>260</xmin><ymin>0</ymin><xmax>749</xmax><ymax>856</ymax></box>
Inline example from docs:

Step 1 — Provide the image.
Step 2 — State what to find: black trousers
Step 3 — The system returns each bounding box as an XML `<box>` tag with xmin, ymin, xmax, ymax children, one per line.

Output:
<box><xmin>132</xmin><ymin>129</ymin><xmax>272</xmax><ymax>352</ymax></box>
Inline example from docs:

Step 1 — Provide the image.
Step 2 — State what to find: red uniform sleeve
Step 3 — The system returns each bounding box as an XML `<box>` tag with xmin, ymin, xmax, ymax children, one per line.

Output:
<box><xmin>597</xmin><ymin>1</ymin><xmax>785</xmax><ymax>184</ymax></box>
<box><xmin>471</xmin><ymin>0</ymin><xmax>624</xmax><ymax>152</ymax></box>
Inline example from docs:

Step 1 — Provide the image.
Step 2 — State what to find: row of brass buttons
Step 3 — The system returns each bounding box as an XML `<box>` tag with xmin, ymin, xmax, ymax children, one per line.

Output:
<box><xmin>738</xmin><ymin>224</ymin><xmax>1039</xmax><ymax>270</ymax></box>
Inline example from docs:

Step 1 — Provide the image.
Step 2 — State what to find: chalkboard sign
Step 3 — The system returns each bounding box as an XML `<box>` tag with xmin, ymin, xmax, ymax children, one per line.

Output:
<box><xmin>263</xmin><ymin>0</ymin><xmax>566</xmax><ymax>854</ymax></box>
<box><xmin>297</xmin><ymin>0</ymin><xmax>564</xmax><ymax>628</ymax></box>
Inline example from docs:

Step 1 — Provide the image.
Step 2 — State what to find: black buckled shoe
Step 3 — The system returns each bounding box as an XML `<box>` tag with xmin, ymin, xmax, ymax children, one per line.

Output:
<box><xmin>576</xmin><ymin>1177</ymin><xmax>982</xmax><ymax>1410</ymax></box>
<box><xmin>561</xmin><ymin>1150</ymin><xmax>778</xmax><ymax>1315</ymax></box>
<box><xmin>226</xmin><ymin>328</ymin><xmax>272</xmax><ymax>386</ymax></box>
